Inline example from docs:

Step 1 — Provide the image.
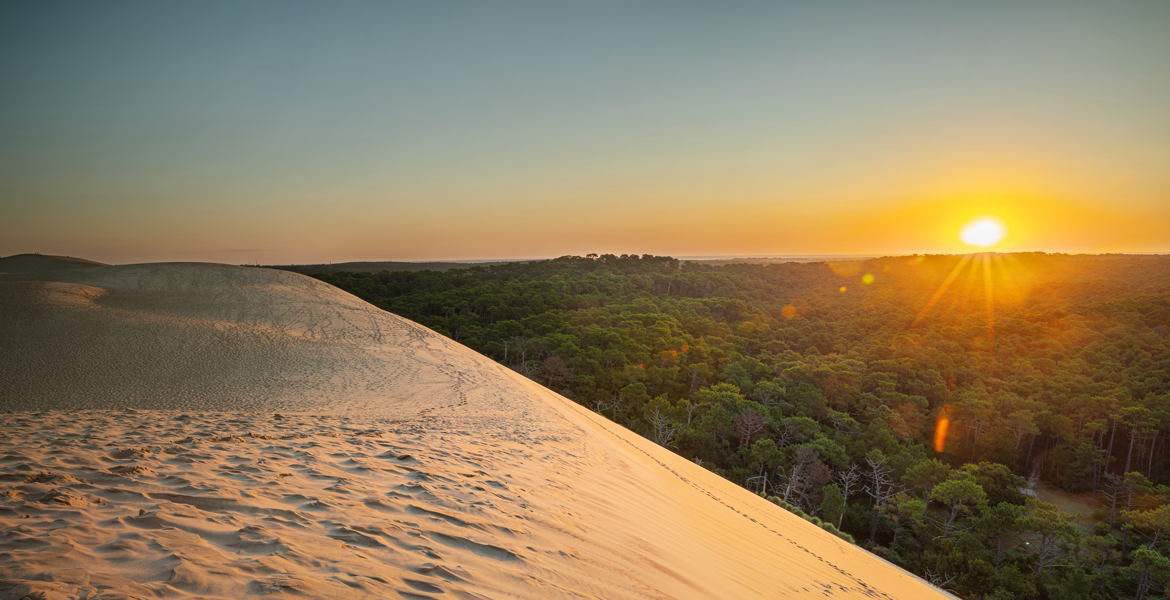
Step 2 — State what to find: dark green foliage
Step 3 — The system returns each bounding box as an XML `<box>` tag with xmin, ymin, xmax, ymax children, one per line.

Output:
<box><xmin>960</xmin><ymin>462</ymin><xmax>1027</xmax><ymax>507</ymax></box>
<box><xmin>821</xmin><ymin>483</ymin><xmax>845</xmax><ymax>529</ymax></box>
<box><xmin>312</xmin><ymin>253</ymin><xmax>1170</xmax><ymax>598</ymax></box>
<box><xmin>768</xmin><ymin>495</ymin><xmax>855</xmax><ymax>543</ymax></box>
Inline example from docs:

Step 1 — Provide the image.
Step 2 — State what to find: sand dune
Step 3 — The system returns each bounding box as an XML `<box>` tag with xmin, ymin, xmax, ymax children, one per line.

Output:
<box><xmin>0</xmin><ymin>263</ymin><xmax>951</xmax><ymax>599</ymax></box>
<box><xmin>0</xmin><ymin>254</ymin><xmax>108</xmax><ymax>276</ymax></box>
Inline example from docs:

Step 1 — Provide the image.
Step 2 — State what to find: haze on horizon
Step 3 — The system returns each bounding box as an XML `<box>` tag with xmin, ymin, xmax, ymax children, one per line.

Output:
<box><xmin>2</xmin><ymin>1</ymin><xmax>1168</xmax><ymax>265</ymax></box>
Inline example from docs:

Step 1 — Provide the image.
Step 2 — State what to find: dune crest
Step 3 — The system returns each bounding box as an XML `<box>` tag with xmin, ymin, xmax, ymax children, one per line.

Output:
<box><xmin>0</xmin><ymin>253</ymin><xmax>108</xmax><ymax>275</ymax></box>
<box><xmin>0</xmin><ymin>263</ymin><xmax>951</xmax><ymax>599</ymax></box>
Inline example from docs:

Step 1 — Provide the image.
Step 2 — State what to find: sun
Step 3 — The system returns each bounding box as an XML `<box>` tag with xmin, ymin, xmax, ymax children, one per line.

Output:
<box><xmin>959</xmin><ymin>216</ymin><xmax>1007</xmax><ymax>249</ymax></box>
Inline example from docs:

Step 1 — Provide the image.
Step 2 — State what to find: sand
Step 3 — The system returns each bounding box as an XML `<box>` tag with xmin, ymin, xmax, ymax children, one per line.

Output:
<box><xmin>0</xmin><ymin>263</ymin><xmax>952</xmax><ymax>599</ymax></box>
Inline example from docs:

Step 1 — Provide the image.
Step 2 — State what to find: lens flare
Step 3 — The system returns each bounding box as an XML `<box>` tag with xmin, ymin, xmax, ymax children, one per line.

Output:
<box><xmin>934</xmin><ymin>418</ymin><xmax>949</xmax><ymax>453</ymax></box>
<box><xmin>934</xmin><ymin>405</ymin><xmax>953</xmax><ymax>453</ymax></box>
<box><xmin>959</xmin><ymin>216</ymin><xmax>1007</xmax><ymax>248</ymax></box>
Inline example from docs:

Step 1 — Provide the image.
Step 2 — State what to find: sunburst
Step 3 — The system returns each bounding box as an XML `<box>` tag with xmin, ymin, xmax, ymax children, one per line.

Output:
<box><xmin>959</xmin><ymin>216</ymin><xmax>1008</xmax><ymax>249</ymax></box>
<box><xmin>916</xmin><ymin>220</ymin><xmax>1020</xmax><ymax>455</ymax></box>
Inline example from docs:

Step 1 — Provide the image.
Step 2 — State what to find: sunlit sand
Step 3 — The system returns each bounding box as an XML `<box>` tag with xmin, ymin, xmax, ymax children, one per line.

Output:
<box><xmin>0</xmin><ymin>262</ymin><xmax>952</xmax><ymax>599</ymax></box>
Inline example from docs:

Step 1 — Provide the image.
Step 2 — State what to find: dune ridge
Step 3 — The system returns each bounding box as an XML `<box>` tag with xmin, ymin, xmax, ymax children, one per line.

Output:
<box><xmin>0</xmin><ymin>254</ymin><xmax>108</xmax><ymax>275</ymax></box>
<box><xmin>0</xmin><ymin>263</ymin><xmax>951</xmax><ymax>599</ymax></box>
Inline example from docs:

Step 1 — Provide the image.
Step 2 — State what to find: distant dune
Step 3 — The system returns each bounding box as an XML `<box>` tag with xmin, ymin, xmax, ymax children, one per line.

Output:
<box><xmin>0</xmin><ymin>261</ymin><xmax>952</xmax><ymax>599</ymax></box>
<box><xmin>0</xmin><ymin>253</ymin><xmax>108</xmax><ymax>276</ymax></box>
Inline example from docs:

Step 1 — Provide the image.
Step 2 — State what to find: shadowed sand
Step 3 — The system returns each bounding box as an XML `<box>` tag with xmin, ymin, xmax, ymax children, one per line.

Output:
<box><xmin>0</xmin><ymin>263</ymin><xmax>953</xmax><ymax>599</ymax></box>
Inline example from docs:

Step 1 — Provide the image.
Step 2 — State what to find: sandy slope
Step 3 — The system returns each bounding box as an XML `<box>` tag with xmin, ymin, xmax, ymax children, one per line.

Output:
<box><xmin>0</xmin><ymin>263</ymin><xmax>951</xmax><ymax>599</ymax></box>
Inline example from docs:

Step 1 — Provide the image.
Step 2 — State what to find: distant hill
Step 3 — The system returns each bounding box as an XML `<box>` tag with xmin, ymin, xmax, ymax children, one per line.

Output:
<box><xmin>261</xmin><ymin>260</ymin><xmax>508</xmax><ymax>275</ymax></box>
<box><xmin>687</xmin><ymin>255</ymin><xmax>887</xmax><ymax>266</ymax></box>
<box><xmin>267</xmin><ymin>257</ymin><xmax>888</xmax><ymax>274</ymax></box>
<box><xmin>0</xmin><ymin>253</ymin><xmax>108</xmax><ymax>275</ymax></box>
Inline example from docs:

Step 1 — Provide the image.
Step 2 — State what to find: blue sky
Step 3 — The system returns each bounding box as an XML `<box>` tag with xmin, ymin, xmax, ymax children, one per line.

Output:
<box><xmin>2</xmin><ymin>2</ymin><xmax>1168</xmax><ymax>263</ymax></box>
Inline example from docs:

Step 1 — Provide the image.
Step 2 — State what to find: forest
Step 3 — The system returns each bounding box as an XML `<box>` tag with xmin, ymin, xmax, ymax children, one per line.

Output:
<box><xmin>297</xmin><ymin>253</ymin><xmax>1170</xmax><ymax>599</ymax></box>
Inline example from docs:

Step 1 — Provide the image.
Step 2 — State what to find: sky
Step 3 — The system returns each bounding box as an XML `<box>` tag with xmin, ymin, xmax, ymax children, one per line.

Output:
<box><xmin>2</xmin><ymin>1</ymin><xmax>1168</xmax><ymax>264</ymax></box>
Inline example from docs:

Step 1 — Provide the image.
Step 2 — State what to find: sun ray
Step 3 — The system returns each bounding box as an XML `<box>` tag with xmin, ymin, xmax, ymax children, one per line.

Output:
<box><xmin>956</xmin><ymin>252</ymin><xmax>983</xmax><ymax>318</ymax></box>
<box><xmin>982</xmin><ymin>253</ymin><xmax>995</xmax><ymax>346</ymax></box>
<box><xmin>911</xmin><ymin>254</ymin><xmax>973</xmax><ymax>329</ymax></box>
<box><xmin>993</xmin><ymin>252</ymin><xmax>1028</xmax><ymax>306</ymax></box>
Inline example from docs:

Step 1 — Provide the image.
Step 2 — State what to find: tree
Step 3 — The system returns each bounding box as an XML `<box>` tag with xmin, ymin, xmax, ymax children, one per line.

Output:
<box><xmin>644</xmin><ymin>396</ymin><xmax>681</xmax><ymax>448</ymax></box>
<box><xmin>1006</xmin><ymin>410</ymin><xmax>1039</xmax><ymax>451</ymax></box>
<box><xmin>773</xmin><ymin>417</ymin><xmax>818</xmax><ymax>450</ymax></box>
<box><xmin>1128</xmin><ymin>546</ymin><xmax>1170</xmax><ymax>600</ymax></box>
<box><xmin>931</xmin><ymin>476</ymin><xmax>988</xmax><ymax>539</ymax></box>
<box><xmin>1117</xmin><ymin>472</ymin><xmax>1158</xmax><ymax>556</ymax></box>
<box><xmin>977</xmin><ymin>502</ymin><xmax>1024</xmax><ymax>568</ymax></box>
<box><xmin>795</xmin><ymin>461</ymin><xmax>834</xmax><ymax>513</ymax></box>
<box><xmin>821</xmin><ymin>483</ymin><xmax>845</xmax><ymax>529</ymax></box>
<box><xmin>1022</xmin><ymin>498</ymin><xmax>1080</xmax><ymax>576</ymax></box>
<box><xmin>833</xmin><ymin>462</ymin><xmax>862</xmax><ymax>529</ymax></box>
<box><xmin>1128</xmin><ymin>504</ymin><xmax>1170</xmax><ymax>547</ymax></box>
<box><xmin>882</xmin><ymin>492</ymin><xmax>927</xmax><ymax>553</ymax></box>
<box><xmin>753</xmin><ymin>379</ymin><xmax>788</xmax><ymax>408</ymax></box>
<box><xmin>746</xmin><ymin>438</ymin><xmax>782</xmax><ymax>494</ymax></box>
<box><xmin>541</xmin><ymin>355</ymin><xmax>572</xmax><ymax>389</ymax></box>
<box><xmin>865</xmin><ymin>449</ymin><xmax>898</xmax><ymax>543</ymax></box>
<box><xmin>1118</xmin><ymin>407</ymin><xmax>1157</xmax><ymax>475</ymax></box>
<box><xmin>961</xmin><ymin>462</ymin><xmax>1027</xmax><ymax>506</ymax></box>
<box><xmin>778</xmin><ymin>445</ymin><xmax>830</xmax><ymax>511</ymax></box>
<box><xmin>1083</xmin><ymin>532</ymin><xmax>1119</xmax><ymax>599</ymax></box>
<box><xmin>903</xmin><ymin>458</ymin><xmax>951</xmax><ymax>498</ymax></box>
<box><xmin>735</xmin><ymin>409</ymin><xmax>769</xmax><ymax>448</ymax></box>
<box><xmin>1102</xmin><ymin>472</ymin><xmax>1127</xmax><ymax>528</ymax></box>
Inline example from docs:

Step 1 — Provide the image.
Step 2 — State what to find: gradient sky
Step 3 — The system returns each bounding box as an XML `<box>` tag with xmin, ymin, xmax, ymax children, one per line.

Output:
<box><xmin>2</xmin><ymin>1</ymin><xmax>1168</xmax><ymax>264</ymax></box>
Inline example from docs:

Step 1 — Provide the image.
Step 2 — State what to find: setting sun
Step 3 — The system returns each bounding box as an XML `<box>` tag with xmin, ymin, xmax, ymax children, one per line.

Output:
<box><xmin>959</xmin><ymin>216</ymin><xmax>1008</xmax><ymax>249</ymax></box>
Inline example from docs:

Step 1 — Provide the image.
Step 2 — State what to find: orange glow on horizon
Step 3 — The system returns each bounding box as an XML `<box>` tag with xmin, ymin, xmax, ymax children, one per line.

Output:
<box><xmin>9</xmin><ymin>190</ymin><xmax>1166</xmax><ymax>265</ymax></box>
